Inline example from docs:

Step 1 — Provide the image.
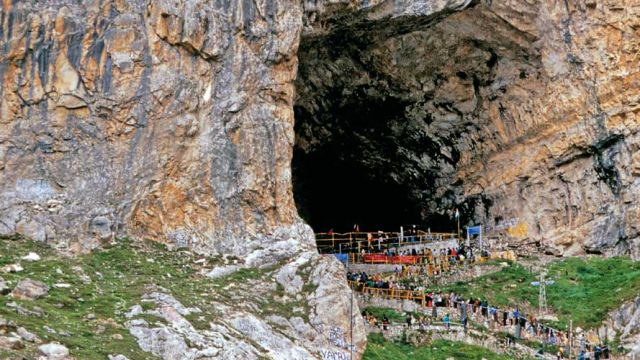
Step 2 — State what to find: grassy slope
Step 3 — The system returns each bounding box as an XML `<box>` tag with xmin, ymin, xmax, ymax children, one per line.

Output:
<box><xmin>364</xmin><ymin>333</ymin><xmax>514</xmax><ymax>360</ymax></box>
<box><xmin>362</xmin><ymin>306</ymin><xmax>408</xmax><ymax>322</ymax></box>
<box><xmin>433</xmin><ymin>257</ymin><xmax>640</xmax><ymax>329</ymax></box>
<box><xmin>0</xmin><ymin>236</ymin><xmax>275</xmax><ymax>359</ymax></box>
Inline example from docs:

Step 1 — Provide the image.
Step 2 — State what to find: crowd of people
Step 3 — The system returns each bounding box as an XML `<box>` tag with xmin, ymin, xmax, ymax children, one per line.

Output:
<box><xmin>361</xmin><ymin>303</ymin><xmax>611</xmax><ymax>359</ymax></box>
<box><xmin>347</xmin><ymin>267</ymin><xmax>608</xmax><ymax>359</ymax></box>
<box><xmin>352</xmin><ymin>245</ymin><xmax>490</xmax><ymax>278</ymax></box>
<box><xmin>335</xmin><ymin>227</ymin><xmax>614</xmax><ymax>359</ymax></box>
<box><xmin>349</xmin><ymin>271</ymin><xmax>613</xmax><ymax>360</ymax></box>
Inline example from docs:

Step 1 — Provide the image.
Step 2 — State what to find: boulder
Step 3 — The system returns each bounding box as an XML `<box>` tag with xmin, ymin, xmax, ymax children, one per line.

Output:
<box><xmin>108</xmin><ymin>356</ymin><xmax>129</xmax><ymax>360</ymax></box>
<box><xmin>38</xmin><ymin>343</ymin><xmax>70</xmax><ymax>359</ymax></box>
<box><xmin>17</xmin><ymin>326</ymin><xmax>38</xmax><ymax>342</ymax></box>
<box><xmin>11</xmin><ymin>278</ymin><xmax>49</xmax><ymax>300</ymax></box>
<box><xmin>0</xmin><ymin>336</ymin><xmax>24</xmax><ymax>350</ymax></box>
<box><xmin>1</xmin><ymin>264</ymin><xmax>23</xmax><ymax>273</ymax></box>
<box><xmin>21</xmin><ymin>252</ymin><xmax>41</xmax><ymax>261</ymax></box>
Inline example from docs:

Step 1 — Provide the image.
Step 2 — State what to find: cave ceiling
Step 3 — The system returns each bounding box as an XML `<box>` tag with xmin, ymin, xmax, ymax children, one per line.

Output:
<box><xmin>293</xmin><ymin>3</ymin><xmax>546</xmax><ymax>231</ymax></box>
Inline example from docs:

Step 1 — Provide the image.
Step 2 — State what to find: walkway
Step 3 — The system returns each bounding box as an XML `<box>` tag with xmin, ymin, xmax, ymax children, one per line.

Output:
<box><xmin>353</xmin><ymin>281</ymin><xmax>611</xmax><ymax>359</ymax></box>
<box><xmin>367</xmin><ymin>320</ymin><xmax>557</xmax><ymax>359</ymax></box>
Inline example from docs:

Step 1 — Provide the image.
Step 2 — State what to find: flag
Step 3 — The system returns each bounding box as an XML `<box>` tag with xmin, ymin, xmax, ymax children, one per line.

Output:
<box><xmin>454</xmin><ymin>208</ymin><xmax>459</xmax><ymax>219</ymax></box>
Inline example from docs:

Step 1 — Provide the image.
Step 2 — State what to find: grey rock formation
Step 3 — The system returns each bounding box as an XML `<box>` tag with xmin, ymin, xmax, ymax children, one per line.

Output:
<box><xmin>11</xmin><ymin>278</ymin><xmax>49</xmax><ymax>300</ymax></box>
<box><xmin>0</xmin><ymin>0</ymin><xmax>302</xmax><ymax>255</ymax></box>
<box><xmin>107</xmin><ymin>355</ymin><xmax>129</xmax><ymax>360</ymax></box>
<box><xmin>0</xmin><ymin>336</ymin><xmax>24</xmax><ymax>350</ymax></box>
<box><xmin>600</xmin><ymin>296</ymin><xmax>640</xmax><ymax>355</ymax></box>
<box><xmin>126</xmin><ymin>251</ymin><xmax>366</xmax><ymax>359</ymax></box>
<box><xmin>38</xmin><ymin>343</ymin><xmax>71</xmax><ymax>360</ymax></box>
<box><xmin>16</xmin><ymin>326</ymin><xmax>38</xmax><ymax>343</ymax></box>
<box><xmin>0</xmin><ymin>2</ymin><xmax>368</xmax><ymax>356</ymax></box>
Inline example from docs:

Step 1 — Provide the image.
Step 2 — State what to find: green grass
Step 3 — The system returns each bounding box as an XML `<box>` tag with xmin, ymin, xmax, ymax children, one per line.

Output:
<box><xmin>545</xmin><ymin>256</ymin><xmax>640</xmax><ymax>329</ymax></box>
<box><xmin>363</xmin><ymin>333</ymin><xmax>515</xmax><ymax>360</ymax></box>
<box><xmin>0</xmin><ymin>236</ymin><xmax>308</xmax><ymax>358</ymax></box>
<box><xmin>432</xmin><ymin>257</ymin><xmax>640</xmax><ymax>329</ymax></box>
<box><xmin>0</xmin><ymin>236</ymin><xmax>255</xmax><ymax>359</ymax></box>
<box><xmin>433</xmin><ymin>263</ymin><xmax>537</xmax><ymax>308</ymax></box>
<box><xmin>362</xmin><ymin>307</ymin><xmax>407</xmax><ymax>322</ymax></box>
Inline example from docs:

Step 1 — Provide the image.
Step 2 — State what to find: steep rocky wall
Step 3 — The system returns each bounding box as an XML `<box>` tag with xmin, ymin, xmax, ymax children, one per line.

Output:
<box><xmin>0</xmin><ymin>1</ymin><xmax>374</xmax><ymax>359</ymax></box>
<box><xmin>294</xmin><ymin>0</ymin><xmax>640</xmax><ymax>258</ymax></box>
<box><xmin>600</xmin><ymin>296</ymin><xmax>640</xmax><ymax>355</ymax></box>
<box><xmin>0</xmin><ymin>0</ymin><xmax>302</xmax><ymax>255</ymax></box>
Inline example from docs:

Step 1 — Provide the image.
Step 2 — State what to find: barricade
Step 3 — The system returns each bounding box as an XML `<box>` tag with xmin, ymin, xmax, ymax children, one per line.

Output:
<box><xmin>348</xmin><ymin>280</ymin><xmax>427</xmax><ymax>306</ymax></box>
<box><xmin>315</xmin><ymin>230</ymin><xmax>457</xmax><ymax>254</ymax></box>
<box><xmin>361</xmin><ymin>254</ymin><xmax>421</xmax><ymax>264</ymax></box>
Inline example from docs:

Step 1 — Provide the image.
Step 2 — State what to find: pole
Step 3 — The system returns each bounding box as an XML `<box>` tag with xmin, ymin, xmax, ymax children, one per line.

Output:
<box><xmin>569</xmin><ymin>319</ymin><xmax>573</xmax><ymax>358</ymax></box>
<box><xmin>466</xmin><ymin>228</ymin><xmax>470</xmax><ymax>247</ymax></box>
<box><xmin>347</xmin><ymin>253</ymin><xmax>353</xmax><ymax>360</ymax></box>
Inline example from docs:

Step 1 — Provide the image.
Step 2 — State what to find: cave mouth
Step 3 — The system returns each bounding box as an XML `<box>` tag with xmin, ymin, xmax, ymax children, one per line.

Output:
<box><xmin>292</xmin><ymin>2</ymin><xmax>541</xmax><ymax>235</ymax></box>
<box><xmin>291</xmin><ymin>93</ymin><xmax>431</xmax><ymax>233</ymax></box>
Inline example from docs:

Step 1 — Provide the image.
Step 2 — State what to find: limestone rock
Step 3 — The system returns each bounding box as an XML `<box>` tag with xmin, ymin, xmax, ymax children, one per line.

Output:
<box><xmin>0</xmin><ymin>318</ymin><xmax>17</xmax><ymax>334</ymax></box>
<box><xmin>205</xmin><ymin>265</ymin><xmax>240</xmax><ymax>280</ymax></box>
<box><xmin>125</xmin><ymin>305</ymin><xmax>144</xmax><ymax>319</ymax></box>
<box><xmin>0</xmin><ymin>336</ymin><xmax>24</xmax><ymax>350</ymax></box>
<box><xmin>601</xmin><ymin>296</ymin><xmax>640</xmax><ymax>355</ymax></box>
<box><xmin>1</xmin><ymin>264</ymin><xmax>23</xmax><ymax>273</ymax></box>
<box><xmin>21</xmin><ymin>252</ymin><xmax>41</xmax><ymax>262</ymax></box>
<box><xmin>17</xmin><ymin>327</ymin><xmax>38</xmax><ymax>343</ymax></box>
<box><xmin>11</xmin><ymin>279</ymin><xmax>50</xmax><ymax>300</ymax></box>
<box><xmin>108</xmin><ymin>356</ymin><xmax>129</xmax><ymax>360</ymax></box>
<box><xmin>38</xmin><ymin>343</ymin><xmax>70</xmax><ymax>359</ymax></box>
<box><xmin>126</xmin><ymin>251</ymin><xmax>366</xmax><ymax>360</ymax></box>
<box><xmin>0</xmin><ymin>5</ymin><xmax>351</xmax><ymax>341</ymax></box>
<box><xmin>0</xmin><ymin>0</ymin><xmax>302</xmax><ymax>256</ymax></box>
<box><xmin>6</xmin><ymin>302</ymin><xmax>45</xmax><ymax>317</ymax></box>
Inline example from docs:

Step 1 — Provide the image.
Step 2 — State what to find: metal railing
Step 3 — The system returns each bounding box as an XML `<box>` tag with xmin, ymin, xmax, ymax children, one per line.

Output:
<box><xmin>315</xmin><ymin>230</ymin><xmax>458</xmax><ymax>254</ymax></box>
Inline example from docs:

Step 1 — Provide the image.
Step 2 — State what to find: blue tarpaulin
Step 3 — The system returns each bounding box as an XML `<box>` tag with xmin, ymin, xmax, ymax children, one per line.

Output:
<box><xmin>333</xmin><ymin>254</ymin><xmax>348</xmax><ymax>264</ymax></box>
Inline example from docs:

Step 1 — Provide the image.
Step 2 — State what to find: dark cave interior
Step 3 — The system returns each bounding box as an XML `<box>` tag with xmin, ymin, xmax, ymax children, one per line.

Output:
<box><xmin>291</xmin><ymin>2</ymin><xmax>540</xmax><ymax>234</ymax></box>
<box><xmin>292</xmin><ymin>93</ymin><xmax>427</xmax><ymax>232</ymax></box>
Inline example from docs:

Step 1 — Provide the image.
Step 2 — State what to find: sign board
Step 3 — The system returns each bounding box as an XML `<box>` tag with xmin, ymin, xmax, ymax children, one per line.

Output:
<box><xmin>466</xmin><ymin>225</ymin><xmax>483</xmax><ymax>247</ymax></box>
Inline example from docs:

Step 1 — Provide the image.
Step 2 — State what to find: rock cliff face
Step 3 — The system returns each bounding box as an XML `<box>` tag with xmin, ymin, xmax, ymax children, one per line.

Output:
<box><xmin>0</xmin><ymin>0</ymin><xmax>302</xmax><ymax>254</ymax></box>
<box><xmin>294</xmin><ymin>0</ymin><xmax>640</xmax><ymax>259</ymax></box>
<box><xmin>0</xmin><ymin>1</ymin><xmax>369</xmax><ymax>358</ymax></box>
<box><xmin>600</xmin><ymin>296</ymin><xmax>640</xmax><ymax>356</ymax></box>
